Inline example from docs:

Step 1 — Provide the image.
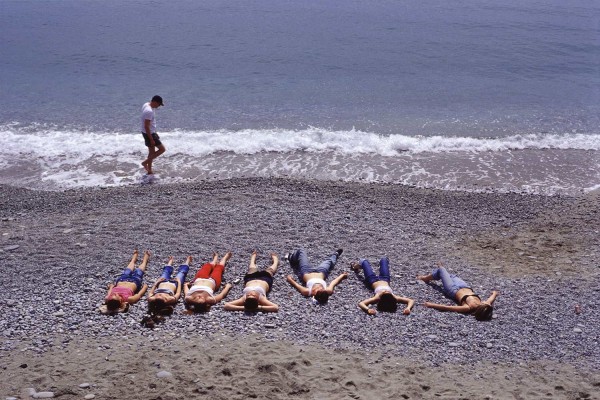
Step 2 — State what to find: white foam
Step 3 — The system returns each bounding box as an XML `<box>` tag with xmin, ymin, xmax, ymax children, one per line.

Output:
<box><xmin>2</xmin><ymin>125</ymin><xmax>600</xmax><ymax>166</ymax></box>
<box><xmin>1</xmin><ymin>124</ymin><xmax>598</xmax><ymax>194</ymax></box>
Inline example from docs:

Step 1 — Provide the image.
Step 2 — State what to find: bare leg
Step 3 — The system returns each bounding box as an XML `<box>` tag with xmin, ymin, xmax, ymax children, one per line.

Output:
<box><xmin>184</xmin><ymin>255</ymin><xmax>193</xmax><ymax>266</ymax></box>
<box><xmin>248</xmin><ymin>251</ymin><xmax>258</xmax><ymax>274</ymax></box>
<box><xmin>266</xmin><ymin>253</ymin><xmax>279</xmax><ymax>275</ymax></box>
<box><xmin>166</xmin><ymin>256</ymin><xmax>174</xmax><ymax>266</ymax></box>
<box><xmin>126</xmin><ymin>249</ymin><xmax>139</xmax><ymax>271</ymax></box>
<box><xmin>417</xmin><ymin>273</ymin><xmax>433</xmax><ymax>283</ymax></box>
<box><xmin>142</xmin><ymin>147</ymin><xmax>157</xmax><ymax>174</ymax></box>
<box><xmin>138</xmin><ymin>250</ymin><xmax>151</xmax><ymax>272</ymax></box>
<box><xmin>210</xmin><ymin>252</ymin><xmax>219</xmax><ymax>266</ymax></box>
<box><xmin>220</xmin><ymin>251</ymin><xmax>232</xmax><ymax>266</ymax></box>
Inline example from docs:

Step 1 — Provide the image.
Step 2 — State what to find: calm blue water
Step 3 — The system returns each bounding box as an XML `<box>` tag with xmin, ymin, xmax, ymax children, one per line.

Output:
<box><xmin>1</xmin><ymin>0</ymin><xmax>599</xmax><ymax>193</ymax></box>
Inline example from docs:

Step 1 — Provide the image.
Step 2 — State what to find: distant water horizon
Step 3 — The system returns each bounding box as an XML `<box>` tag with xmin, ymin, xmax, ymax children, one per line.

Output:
<box><xmin>1</xmin><ymin>0</ymin><xmax>598</xmax><ymax>194</ymax></box>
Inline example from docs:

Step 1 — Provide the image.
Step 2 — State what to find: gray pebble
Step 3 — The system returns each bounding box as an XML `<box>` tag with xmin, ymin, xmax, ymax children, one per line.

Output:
<box><xmin>156</xmin><ymin>371</ymin><xmax>172</xmax><ymax>378</ymax></box>
<box><xmin>79</xmin><ymin>383</ymin><xmax>91</xmax><ymax>389</ymax></box>
<box><xmin>33</xmin><ymin>392</ymin><xmax>54</xmax><ymax>399</ymax></box>
<box><xmin>84</xmin><ymin>395</ymin><xmax>96</xmax><ymax>400</ymax></box>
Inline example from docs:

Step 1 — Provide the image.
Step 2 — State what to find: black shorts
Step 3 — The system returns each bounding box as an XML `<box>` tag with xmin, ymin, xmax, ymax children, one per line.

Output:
<box><xmin>243</xmin><ymin>271</ymin><xmax>274</xmax><ymax>290</ymax></box>
<box><xmin>142</xmin><ymin>132</ymin><xmax>162</xmax><ymax>147</ymax></box>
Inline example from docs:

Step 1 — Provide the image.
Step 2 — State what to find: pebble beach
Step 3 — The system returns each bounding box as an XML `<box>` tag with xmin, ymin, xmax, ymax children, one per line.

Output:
<box><xmin>0</xmin><ymin>178</ymin><xmax>598</xmax><ymax>399</ymax></box>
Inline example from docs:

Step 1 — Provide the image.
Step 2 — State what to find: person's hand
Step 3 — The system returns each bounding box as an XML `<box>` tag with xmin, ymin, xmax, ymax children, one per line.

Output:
<box><xmin>492</xmin><ymin>290</ymin><xmax>500</xmax><ymax>296</ymax></box>
<box><xmin>225</xmin><ymin>283</ymin><xmax>233</xmax><ymax>289</ymax></box>
<box><xmin>157</xmin><ymin>277</ymin><xmax>166</xmax><ymax>282</ymax></box>
<box><xmin>403</xmin><ymin>308</ymin><xmax>411</xmax><ymax>315</ymax></box>
<box><xmin>340</xmin><ymin>272</ymin><xmax>348</xmax><ymax>280</ymax></box>
<box><xmin>286</xmin><ymin>275</ymin><xmax>294</xmax><ymax>282</ymax></box>
<box><xmin>367</xmin><ymin>309</ymin><xmax>377</xmax><ymax>316</ymax></box>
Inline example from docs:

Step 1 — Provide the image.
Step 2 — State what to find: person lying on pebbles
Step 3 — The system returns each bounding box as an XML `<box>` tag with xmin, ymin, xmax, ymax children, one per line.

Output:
<box><xmin>417</xmin><ymin>263</ymin><xmax>499</xmax><ymax>321</ymax></box>
<box><xmin>351</xmin><ymin>257</ymin><xmax>415</xmax><ymax>315</ymax></box>
<box><xmin>184</xmin><ymin>252</ymin><xmax>233</xmax><ymax>313</ymax></box>
<box><xmin>100</xmin><ymin>249</ymin><xmax>149</xmax><ymax>314</ymax></box>
<box><xmin>224</xmin><ymin>251</ymin><xmax>280</xmax><ymax>313</ymax></box>
<box><xmin>285</xmin><ymin>248</ymin><xmax>348</xmax><ymax>305</ymax></box>
<box><xmin>147</xmin><ymin>255</ymin><xmax>190</xmax><ymax>315</ymax></box>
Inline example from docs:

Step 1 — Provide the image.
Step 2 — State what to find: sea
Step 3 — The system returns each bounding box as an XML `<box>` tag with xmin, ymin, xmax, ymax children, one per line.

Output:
<box><xmin>1</xmin><ymin>0</ymin><xmax>599</xmax><ymax>195</ymax></box>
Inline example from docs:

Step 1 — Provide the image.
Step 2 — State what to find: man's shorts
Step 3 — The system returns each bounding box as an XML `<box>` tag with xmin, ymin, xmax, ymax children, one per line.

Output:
<box><xmin>142</xmin><ymin>132</ymin><xmax>162</xmax><ymax>147</ymax></box>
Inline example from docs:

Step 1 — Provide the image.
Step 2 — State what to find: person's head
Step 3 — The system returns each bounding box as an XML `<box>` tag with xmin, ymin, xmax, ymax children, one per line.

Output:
<box><xmin>105</xmin><ymin>293</ymin><xmax>125</xmax><ymax>312</ymax></box>
<box><xmin>243</xmin><ymin>291</ymin><xmax>260</xmax><ymax>311</ymax></box>
<box><xmin>148</xmin><ymin>297</ymin><xmax>175</xmax><ymax>316</ymax></box>
<box><xmin>313</xmin><ymin>289</ymin><xmax>330</xmax><ymax>305</ymax></box>
<box><xmin>376</xmin><ymin>292</ymin><xmax>398</xmax><ymax>313</ymax></box>
<box><xmin>184</xmin><ymin>292</ymin><xmax>214</xmax><ymax>313</ymax></box>
<box><xmin>472</xmin><ymin>302</ymin><xmax>494</xmax><ymax>321</ymax></box>
<box><xmin>150</xmin><ymin>95</ymin><xmax>164</xmax><ymax>108</ymax></box>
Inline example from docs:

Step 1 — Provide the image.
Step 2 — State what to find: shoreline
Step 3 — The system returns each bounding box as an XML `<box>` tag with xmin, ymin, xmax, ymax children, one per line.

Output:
<box><xmin>1</xmin><ymin>177</ymin><xmax>598</xmax><ymax>398</ymax></box>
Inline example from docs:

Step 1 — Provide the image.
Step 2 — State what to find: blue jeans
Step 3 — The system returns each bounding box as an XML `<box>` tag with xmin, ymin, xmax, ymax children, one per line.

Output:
<box><xmin>431</xmin><ymin>267</ymin><xmax>470</xmax><ymax>298</ymax></box>
<box><xmin>115</xmin><ymin>268</ymin><xmax>145</xmax><ymax>291</ymax></box>
<box><xmin>359</xmin><ymin>257</ymin><xmax>390</xmax><ymax>287</ymax></box>
<box><xmin>160</xmin><ymin>264</ymin><xmax>189</xmax><ymax>287</ymax></box>
<box><xmin>289</xmin><ymin>248</ymin><xmax>338</xmax><ymax>279</ymax></box>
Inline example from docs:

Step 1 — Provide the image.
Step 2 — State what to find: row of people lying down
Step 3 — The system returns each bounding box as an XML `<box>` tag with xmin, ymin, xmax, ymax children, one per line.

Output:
<box><xmin>101</xmin><ymin>248</ymin><xmax>499</xmax><ymax>321</ymax></box>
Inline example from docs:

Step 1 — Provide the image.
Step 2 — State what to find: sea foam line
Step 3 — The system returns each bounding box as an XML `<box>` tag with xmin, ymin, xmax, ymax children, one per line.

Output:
<box><xmin>2</xmin><ymin>126</ymin><xmax>599</xmax><ymax>162</ymax></box>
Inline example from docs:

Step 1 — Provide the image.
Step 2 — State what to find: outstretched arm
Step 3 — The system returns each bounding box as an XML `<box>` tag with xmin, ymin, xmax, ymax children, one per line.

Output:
<box><xmin>326</xmin><ymin>272</ymin><xmax>348</xmax><ymax>293</ymax></box>
<box><xmin>423</xmin><ymin>301</ymin><xmax>470</xmax><ymax>313</ymax></box>
<box><xmin>358</xmin><ymin>296</ymin><xmax>378</xmax><ymax>315</ymax></box>
<box><xmin>395</xmin><ymin>295</ymin><xmax>415</xmax><ymax>315</ymax></box>
<box><xmin>128</xmin><ymin>284</ymin><xmax>148</xmax><ymax>304</ymax></box>
<box><xmin>484</xmin><ymin>290</ymin><xmax>499</xmax><ymax>306</ymax></box>
<box><xmin>214</xmin><ymin>283</ymin><xmax>233</xmax><ymax>303</ymax></box>
<box><xmin>286</xmin><ymin>275</ymin><xmax>309</xmax><ymax>296</ymax></box>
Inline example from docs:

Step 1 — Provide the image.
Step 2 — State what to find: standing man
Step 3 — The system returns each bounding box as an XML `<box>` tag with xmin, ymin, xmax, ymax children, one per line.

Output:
<box><xmin>141</xmin><ymin>95</ymin><xmax>166</xmax><ymax>175</ymax></box>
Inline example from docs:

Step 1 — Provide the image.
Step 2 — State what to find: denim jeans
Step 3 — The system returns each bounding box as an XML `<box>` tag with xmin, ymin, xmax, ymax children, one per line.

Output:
<box><xmin>160</xmin><ymin>264</ymin><xmax>189</xmax><ymax>287</ymax></box>
<box><xmin>289</xmin><ymin>248</ymin><xmax>338</xmax><ymax>279</ymax></box>
<box><xmin>431</xmin><ymin>267</ymin><xmax>470</xmax><ymax>298</ymax></box>
<box><xmin>359</xmin><ymin>257</ymin><xmax>391</xmax><ymax>287</ymax></box>
<box><xmin>115</xmin><ymin>267</ymin><xmax>145</xmax><ymax>291</ymax></box>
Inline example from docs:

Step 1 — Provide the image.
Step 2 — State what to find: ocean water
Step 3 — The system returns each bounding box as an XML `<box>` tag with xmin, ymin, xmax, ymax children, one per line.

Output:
<box><xmin>1</xmin><ymin>0</ymin><xmax>599</xmax><ymax>194</ymax></box>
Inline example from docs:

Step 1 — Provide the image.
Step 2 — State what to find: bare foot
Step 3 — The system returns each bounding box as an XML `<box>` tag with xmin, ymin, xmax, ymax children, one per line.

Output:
<box><xmin>417</xmin><ymin>274</ymin><xmax>433</xmax><ymax>283</ymax></box>
<box><xmin>167</xmin><ymin>256</ymin><xmax>174</xmax><ymax>265</ymax></box>
<box><xmin>185</xmin><ymin>256</ymin><xmax>193</xmax><ymax>265</ymax></box>
<box><xmin>141</xmin><ymin>160</ymin><xmax>150</xmax><ymax>174</ymax></box>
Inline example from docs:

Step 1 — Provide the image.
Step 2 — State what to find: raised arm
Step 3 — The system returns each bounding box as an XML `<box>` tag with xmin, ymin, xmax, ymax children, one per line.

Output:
<box><xmin>148</xmin><ymin>277</ymin><xmax>165</xmax><ymax>297</ymax></box>
<box><xmin>326</xmin><ymin>272</ymin><xmax>348</xmax><ymax>293</ymax></box>
<box><xmin>286</xmin><ymin>275</ymin><xmax>310</xmax><ymax>296</ymax></box>
<box><xmin>423</xmin><ymin>301</ymin><xmax>470</xmax><ymax>313</ymax></box>
<box><xmin>214</xmin><ymin>283</ymin><xmax>233</xmax><ymax>303</ymax></box>
<box><xmin>128</xmin><ymin>284</ymin><xmax>148</xmax><ymax>304</ymax></box>
<box><xmin>484</xmin><ymin>290</ymin><xmax>499</xmax><ymax>306</ymax></box>
<box><xmin>395</xmin><ymin>295</ymin><xmax>415</xmax><ymax>315</ymax></box>
<box><xmin>258</xmin><ymin>297</ymin><xmax>279</xmax><ymax>313</ymax></box>
<box><xmin>358</xmin><ymin>296</ymin><xmax>378</xmax><ymax>315</ymax></box>
<box><xmin>223</xmin><ymin>296</ymin><xmax>246</xmax><ymax>311</ymax></box>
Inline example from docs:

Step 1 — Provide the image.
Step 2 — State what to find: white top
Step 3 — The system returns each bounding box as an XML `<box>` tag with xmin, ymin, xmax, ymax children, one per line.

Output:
<box><xmin>188</xmin><ymin>285</ymin><xmax>215</xmax><ymax>297</ymax></box>
<box><xmin>306</xmin><ymin>278</ymin><xmax>327</xmax><ymax>296</ymax></box>
<box><xmin>243</xmin><ymin>286</ymin><xmax>266</xmax><ymax>298</ymax></box>
<box><xmin>374</xmin><ymin>285</ymin><xmax>393</xmax><ymax>295</ymax></box>
<box><xmin>141</xmin><ymin>102</ymin><xmax>156</xmax><ymax>132</ymax></box>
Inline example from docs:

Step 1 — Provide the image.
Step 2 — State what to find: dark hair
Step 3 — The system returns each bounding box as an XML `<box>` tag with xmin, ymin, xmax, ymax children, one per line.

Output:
<box><xmin>105</xmin><ymin>298</ymin><xmax>122</xmax><ymax>311</ymax></box>
<box><xmin>376</xmin><ymin>292</ymin><xmax>398</xmax><ymax>313</ymax></box>
<box><xmin>314</xmin><ymin>290</ymin><xmax>330</xmax><ymax>304</ymax></box>
<box><xmin>148</xmin><ymin>298</ymin><xmax>175</xmax><ymax>316</ymax></box>
<box><xmin>473</xmin><ymin>303</ymin><xmax>494</xmax><ymax>321</ymax></box>
<box><xmin>244</xmin><ymin>297</ymin><xmax>259</xmax><ymax>311</ymax></box>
